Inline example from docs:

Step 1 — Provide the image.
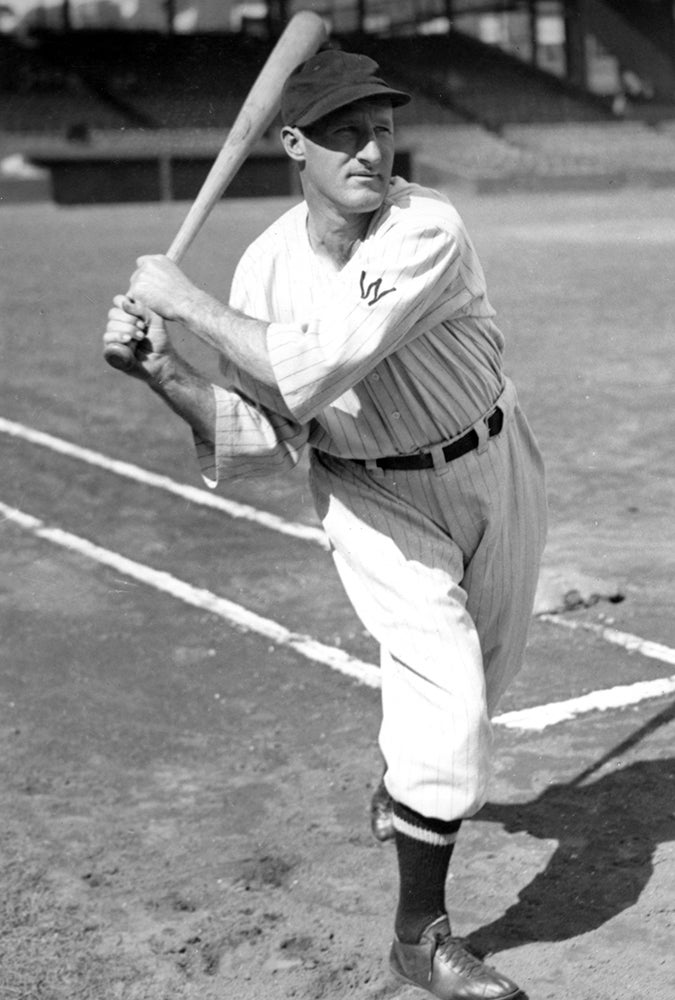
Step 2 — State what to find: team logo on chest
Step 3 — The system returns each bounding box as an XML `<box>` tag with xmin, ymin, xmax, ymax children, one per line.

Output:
<box><xmin>359</xmin><ymin>270</ymin><xmax>396</xmax><ymax>306</ymax></box>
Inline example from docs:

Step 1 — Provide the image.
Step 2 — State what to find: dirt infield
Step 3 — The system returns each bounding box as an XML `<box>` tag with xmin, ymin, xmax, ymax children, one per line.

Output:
<box><xmin>1</xmin><ymin>188</ymin><xmax>674</xmax><ymax>998</ymax></box>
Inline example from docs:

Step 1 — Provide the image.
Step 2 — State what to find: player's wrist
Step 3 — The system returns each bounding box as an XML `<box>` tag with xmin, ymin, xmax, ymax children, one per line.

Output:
<box><xmin>177</xmin><ymin>286</ymin><xmax>226</xmax><ymax>341</ymax></box>
<box><xmin>169</xmin><ymin>282</ymin><xmax>204</xmax><ymax>328</ymax></box>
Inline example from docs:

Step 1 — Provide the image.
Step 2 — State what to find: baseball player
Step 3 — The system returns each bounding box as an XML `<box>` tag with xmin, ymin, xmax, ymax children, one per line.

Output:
<box><xmin>104</xmin><ymin>49</ymin><xmax>547</xmax><ymax>1000</ymax></box>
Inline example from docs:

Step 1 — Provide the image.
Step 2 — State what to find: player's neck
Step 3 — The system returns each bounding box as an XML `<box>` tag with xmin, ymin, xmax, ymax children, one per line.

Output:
<box><xmin>305</xmin><ymin>207</ymin><xmax>372</xmax><ymax>271</ymax></box>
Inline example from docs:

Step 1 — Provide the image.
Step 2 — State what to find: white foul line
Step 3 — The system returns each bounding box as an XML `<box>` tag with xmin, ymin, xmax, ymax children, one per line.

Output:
<box><xmin>538</xmin><ymin>612</ymin><xmax>675</xmax><ymax>666</ymax></box>
<box><xmin>0</xmin><ymin>500</ymin><xmax>381</xmax><ymax>690</ymax></box>
<box><xmin>3</xmin><ymin>418</ymin><xmax>675</xmax><ymax>731</ymax></box>
<box><xmin>496</xmin><ymin>614</ymin><xmax>675</xmax><ymax>729</ymax></box>
<box><xmin>495</xmin><ymin>675</ymin><xmax>675</xmax><ymax>731</ymax></box>
<box><xmin>0</xmin><ymin>417</ymin><xmax>329</xmax><ymax>549</ymax></box>
<box><xmin>3</xmin><ymin>499</ymin><xmax>675</xmax><ymax>732</ymax></box>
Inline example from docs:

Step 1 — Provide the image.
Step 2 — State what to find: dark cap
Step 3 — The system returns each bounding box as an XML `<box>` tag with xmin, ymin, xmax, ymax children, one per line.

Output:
<box><xmin>281</xmin><ymin>49</ymin><xmax>411</xmax><ymax>128</ymax></box>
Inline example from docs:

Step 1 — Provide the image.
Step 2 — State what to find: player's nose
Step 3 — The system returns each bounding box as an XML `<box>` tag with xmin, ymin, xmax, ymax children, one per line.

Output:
<box><xmin>357</xmin><ymin>132</ymin><xmax>383</xmax><ymax>165</ymax></box>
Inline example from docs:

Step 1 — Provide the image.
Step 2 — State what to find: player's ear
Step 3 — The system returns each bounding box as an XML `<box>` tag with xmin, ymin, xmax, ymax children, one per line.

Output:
<box><xmin>281</xmin><ymin>125</ymin><xmax>307</xmax><ymax>163</ymax></box>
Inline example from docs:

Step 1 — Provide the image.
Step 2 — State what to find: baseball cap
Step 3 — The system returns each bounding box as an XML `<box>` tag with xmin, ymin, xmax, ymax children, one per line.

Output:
<box><xmin>281</xmin><ymin>49</ymin><xmax>411</xmax><ymax>128</ymax></box>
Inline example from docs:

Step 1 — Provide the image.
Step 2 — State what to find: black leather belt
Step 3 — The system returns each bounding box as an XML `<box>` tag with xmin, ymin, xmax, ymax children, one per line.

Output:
<box><xmin>353</xmin><ymin>406</ymin><xmax>503</xmax><ymax>471</ymax></box>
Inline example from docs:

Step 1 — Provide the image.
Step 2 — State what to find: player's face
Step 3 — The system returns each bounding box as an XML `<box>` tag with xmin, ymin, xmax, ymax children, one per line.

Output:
<box><xmin>293</xmin><ymin>99</ymin><xmax>395</xmax><ymax>217</ymax></box>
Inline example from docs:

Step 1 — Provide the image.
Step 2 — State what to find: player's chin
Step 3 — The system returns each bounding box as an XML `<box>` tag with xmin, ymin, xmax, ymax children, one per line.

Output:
<box><xmin>345</xmin><ymin>178</ymin><xmax>388</xmax><ymax>211</ymax></box>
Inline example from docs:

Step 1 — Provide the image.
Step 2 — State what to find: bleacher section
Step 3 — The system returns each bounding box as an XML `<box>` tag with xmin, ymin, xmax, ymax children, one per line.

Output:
<box><xmin>403</xmin><ymin>121</ymin><xmax>675</xmax><ymax>192</ymax></box>
<box><xmin>361</xmin><ymin>33</ymin><xmax>614</xmax><ymax>128</ymax></box>
<box><xmin>398</xmin><ymin>124</ymin><xmax>540</xmax><ymax>191</ymax></box>
<box><xmin>504</xmin><ymin>122</ymin><xmax>675</xmax><ymax>185</ymax></box>
<box><xmin>32</xmin><ymin>31</ymin><xmax>271</xmax><ymax>131</ymax></box>
<box><xmin>9</xmin><ymin>29</ymin><xmax>617</xmax><ymax>133</ymax></box>
<box><xmin>0</xmin><ymin>36</ymin><xmax>131</xmax><ymax>131</ymax></box>
<box><xmin>2</xmin><ymin>29</ymin><xmax>675</xmax><ymax>201</ymax></box>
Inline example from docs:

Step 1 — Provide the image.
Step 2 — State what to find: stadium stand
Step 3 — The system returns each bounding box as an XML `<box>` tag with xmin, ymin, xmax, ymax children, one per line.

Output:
<box><xmin>360</xmin><ymin>33</ymin><xmax>615</xmax><ymax>129</ymax></box>
<box><xmin>0</xmin><ymin>35</ymin><xmax>132</xmax><ymax>131</ymax></box>
<box><xmin>1</xmin><ymin>25</ymin><xmax>674</xmax><ymax>200</ymax></box>
<box><xmin>504</xmin><ymin>121</ymin><xmax>675</xmax><ymax>186</ymax></box>
<box><xmin>31</xmin><ymin>31</ymin><xmax>272</xmax><ymax>130</ymax></box>
<box><xmin>397</xmin><ymin>123</ymin><xmax>540</xmax><ymax>191</ymax></box>
<box><xmin>13</xmin><ymin>28</ymin><xmax>617</xmax><ymax>132</ymax></box>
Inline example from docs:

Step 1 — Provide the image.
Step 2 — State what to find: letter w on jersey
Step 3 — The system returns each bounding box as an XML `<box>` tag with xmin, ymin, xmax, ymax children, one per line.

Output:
<box><xmin>360</xmin><ymin>270</ymin><xmax>396</xmax><ymax>306</ymax></box>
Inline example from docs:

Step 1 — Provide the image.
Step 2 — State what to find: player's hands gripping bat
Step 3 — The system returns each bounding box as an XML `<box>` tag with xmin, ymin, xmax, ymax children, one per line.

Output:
<box><xmin>103</xmin><ymin>295</ymin><xmax>169</xmax><ymax>381</ymax></box>
<box><xmin>103</xmin><ymin>11</ymin><xmax>327</xmax><ymax>372</ymax></box>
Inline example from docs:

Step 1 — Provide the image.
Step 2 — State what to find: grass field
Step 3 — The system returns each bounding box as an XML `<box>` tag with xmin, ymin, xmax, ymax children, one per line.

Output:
<box><xmin>1</xmin><ymin>186</ymin><xmax>674</xmax><ymax>999</ymax></box>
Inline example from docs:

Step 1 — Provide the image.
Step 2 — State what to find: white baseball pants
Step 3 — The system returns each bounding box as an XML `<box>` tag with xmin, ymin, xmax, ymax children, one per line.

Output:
<box><xmin>309</xmin><ymin>379</ymin><xmax>547</xmax><ymax>822</ymax></box>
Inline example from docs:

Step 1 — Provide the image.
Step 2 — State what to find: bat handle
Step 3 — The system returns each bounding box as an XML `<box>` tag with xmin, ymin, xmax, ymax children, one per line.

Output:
<box><xmin>104</xmin><ymin>244</ymin><xmax>181</xmax><ymax>373</ymax></box>
<box><xmin>104</xmin><ymin>308</ymin><xmax>165</xmax><ymax>372</ymax></box>
<box><xmin>104</xmin><ymin>340</ymin><xmax>137</xmax><ymax>372</ymax></box>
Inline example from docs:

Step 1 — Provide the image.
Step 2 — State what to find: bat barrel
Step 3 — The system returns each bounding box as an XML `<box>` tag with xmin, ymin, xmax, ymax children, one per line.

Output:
<box><xmin>167</xmin><ymin>11</ymin><xmax>326</xmax><ymax>263</ymax></box>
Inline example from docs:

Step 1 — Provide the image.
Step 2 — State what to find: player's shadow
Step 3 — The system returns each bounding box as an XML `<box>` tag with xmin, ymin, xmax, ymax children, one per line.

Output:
<box><xmin>466</xmin><ymin>745</ymin><xmax>675</xmax><ymax>957</ymax></box>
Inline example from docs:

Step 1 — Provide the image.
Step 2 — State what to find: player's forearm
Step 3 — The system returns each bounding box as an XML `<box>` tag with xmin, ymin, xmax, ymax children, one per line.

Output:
<box><xmin>127</xmin><ymin>255</ymin><xmax>276</xmax><ymax>386</ymax></box>
<box><xmin>178</xmin><ymin>287</ymin><xmax>276</xmax><ymax>386</ymax></box>
<box><xmin>146</xmin><ymin>352</ymin><xmax>217</xmax><ymax>445</ymax></box>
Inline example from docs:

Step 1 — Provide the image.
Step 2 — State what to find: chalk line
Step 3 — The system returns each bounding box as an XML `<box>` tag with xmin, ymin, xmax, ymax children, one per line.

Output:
<box><xmin>496</xmin><ymin>674</ymin><xmax>675</xmax><ymax>731</ymax></box>
<box><xmin>3</xmin><ymin>418</ymin><xmax>675</xmax><ymax>731</ymax></box>
<box><xmin>0</xmin><ymin>500</ymin><xmax>379</xmax><ymax>689</ymax></box>
<box><xmin>3</xmin><ymin>500</ymin><xmax>675</xmax><ymax>732</ymax></box>
<box><xmin>539</xmin><ymin>612</ymin><xmax>675</xmax><ymax>667</ymax></box>
<box><xmin>0</xmin><ymin>417</ymin><xmax>329</xmax><ymax>549</ymax></box>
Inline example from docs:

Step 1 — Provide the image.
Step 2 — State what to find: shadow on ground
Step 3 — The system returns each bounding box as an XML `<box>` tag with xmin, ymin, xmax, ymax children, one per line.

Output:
<box><xmin>468</xmin><ymin>705</ymin><xmax>675</xmax><ymax>956</ymax></box>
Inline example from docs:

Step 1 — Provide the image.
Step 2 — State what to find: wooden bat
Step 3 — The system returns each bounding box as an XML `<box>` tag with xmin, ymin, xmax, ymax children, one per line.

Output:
<box><xmin>104</xmin><ymin>11</ymin><xmax>327</xmax><ymax>371</ymax></box>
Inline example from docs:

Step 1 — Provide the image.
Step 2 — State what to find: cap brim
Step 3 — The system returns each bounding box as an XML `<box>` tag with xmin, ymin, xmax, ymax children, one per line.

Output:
<box><xmin>292</xmin><ymin>83</ymin><xmax>411</xmax><ymax>127</ymax></box>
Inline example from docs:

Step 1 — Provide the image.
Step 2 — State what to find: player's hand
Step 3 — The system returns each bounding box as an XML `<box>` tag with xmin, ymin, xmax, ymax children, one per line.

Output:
<box><xmin>128</xmin><ymin>254</ymin><xmax>198</xmax><ymax>323</ymax></box>
<box><xmin>104</xmin><ymin>295</ymin><xmax>173</xmax><ymax>383</ymax></box>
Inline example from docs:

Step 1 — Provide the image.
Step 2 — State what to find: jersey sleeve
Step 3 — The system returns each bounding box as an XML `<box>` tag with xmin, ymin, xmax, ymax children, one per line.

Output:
<box><xmin>194</xmin><ymin>384</ymin><xmax>309</xmax><ymax>487</ymax></box>
<box><xmin>265</xmin><ymin>210</ymin><xmax>474</xmax><ymax>424</ymax></box>
<box><xmin>229</xmin><ymin>251</ymin><xmax>260</xmax><ymax>315</ymax></box>
<box><xmin>216</xmin><ymin>239</ymin><xmax>302</xmax><ymax>421</ymax></box>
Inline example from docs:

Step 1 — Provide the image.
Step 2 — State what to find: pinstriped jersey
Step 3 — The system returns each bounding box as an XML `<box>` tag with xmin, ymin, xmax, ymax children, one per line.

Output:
<box><xmin>197</xmin><ymin>179</ymin><xmax>507</xmax><ymax>482</ymax></box>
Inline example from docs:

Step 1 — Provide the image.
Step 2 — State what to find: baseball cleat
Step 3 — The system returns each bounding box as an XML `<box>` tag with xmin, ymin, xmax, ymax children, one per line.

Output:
<box><xmin>390</xmin><ymin>915</ymin><xmax>523</xmax><ymax>1000</ymax></box>
<box><xmin>370</xmin><ymin>776</ymin><xmax>395</xmax><ymax>842</ymax></box>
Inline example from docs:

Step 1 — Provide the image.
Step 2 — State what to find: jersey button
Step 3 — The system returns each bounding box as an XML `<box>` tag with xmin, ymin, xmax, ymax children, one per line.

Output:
<box><xmin>392</xmin><ymin>411</ymin><xmax>401</xmax><ymax>420</ymax></box>
<box><xmin>371</xmin><ymin>372</ymin><xmax>380</xmax><ymax>381</ymax></box>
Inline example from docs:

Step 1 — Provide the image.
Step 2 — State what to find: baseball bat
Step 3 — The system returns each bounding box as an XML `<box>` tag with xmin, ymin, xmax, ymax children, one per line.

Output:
<box><xmin>104</xmin><ymin>10</ymin><xmax>327</xmax><ymax>372</ymax></box>
<box><xmin>567</xmin><ymin>697</ymin><xmax>675</xmax><ymax>788</ymax></box>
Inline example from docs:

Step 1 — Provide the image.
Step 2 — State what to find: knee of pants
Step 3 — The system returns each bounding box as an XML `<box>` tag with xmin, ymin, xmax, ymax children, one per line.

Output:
<box><xmin>378</xmin><ymin>651</ymin><xmax>494</xmax><ymax>822</ymax></box>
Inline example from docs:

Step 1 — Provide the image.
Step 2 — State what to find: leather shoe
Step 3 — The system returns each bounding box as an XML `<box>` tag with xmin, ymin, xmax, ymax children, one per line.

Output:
<box><xmin>370</xmin><ymin>777</ymin><xmax>395</xmax><ymax>842</ymax></box>
<box><xmin>390</xmin><ymin>915</ymin><xmax>522</xmax><ymax>1000</ymax></box>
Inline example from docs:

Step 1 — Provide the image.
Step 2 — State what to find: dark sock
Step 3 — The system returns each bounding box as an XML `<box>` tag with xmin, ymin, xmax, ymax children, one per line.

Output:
<box><xmin>393</xmin><ymin>800</ymin><xmax>462</xmax><ymax>944</ymax></box>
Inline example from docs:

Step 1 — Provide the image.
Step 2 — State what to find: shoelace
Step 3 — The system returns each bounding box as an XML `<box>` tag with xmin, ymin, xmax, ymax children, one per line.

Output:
<box><xmin>432</xmin><ymin>931</ymin><xmax>487</xmax><ymax>978</ymax></box>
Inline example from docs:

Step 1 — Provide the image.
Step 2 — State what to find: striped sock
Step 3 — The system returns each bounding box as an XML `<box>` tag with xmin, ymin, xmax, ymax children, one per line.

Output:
<box><xmin>392</xmin><ymin>800</ymin><xmax>462</xmax><ymax>944</ymax></box>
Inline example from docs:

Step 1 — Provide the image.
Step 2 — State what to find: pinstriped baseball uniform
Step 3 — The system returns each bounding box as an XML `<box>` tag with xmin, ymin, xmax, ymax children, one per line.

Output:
<box><xmin>195</xmin><ymin>178</ymin><xmax>547</xmax><ymax>821</ymax></box>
